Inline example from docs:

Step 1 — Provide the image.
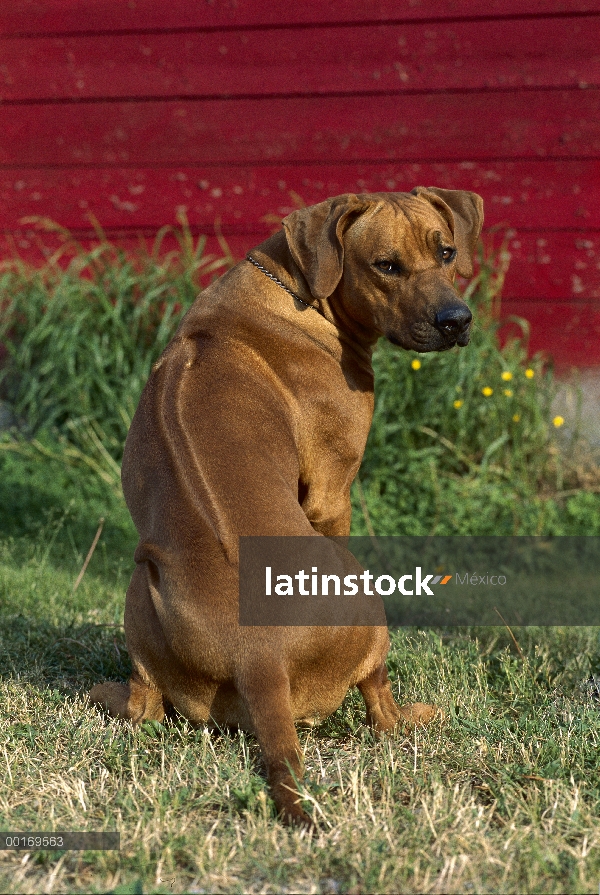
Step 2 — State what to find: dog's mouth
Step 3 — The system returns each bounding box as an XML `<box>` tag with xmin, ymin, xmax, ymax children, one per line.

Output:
<box><xmin>386</xmin><ymin>301</ymin><xmax>472</xmax><ymax>352</ymax></box>
<box><xmin>388</xmin><ymin>321</ymin><xmax>471</xmax><ymax>353</ymax></box>
<box><xmin>439</xmin><ymin>330</ymin><xmax>471</xmax><ymax>350</ymax></box>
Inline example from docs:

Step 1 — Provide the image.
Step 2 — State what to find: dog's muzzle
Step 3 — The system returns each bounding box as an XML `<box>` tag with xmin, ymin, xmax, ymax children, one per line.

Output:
<box><xmin>433</xmin><ymin>305</ymin><xmax>472</xmax><ymax>347</ymax></box>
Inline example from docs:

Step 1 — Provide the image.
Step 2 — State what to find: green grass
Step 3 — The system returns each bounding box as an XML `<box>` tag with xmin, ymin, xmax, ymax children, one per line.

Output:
<box><xmin>2</xmin><ymin>228</ymin><xmax>600</xmax><ymax>892</ymax></box>
<box><xmin>0</xmin><ymin>219</ymin><xmax>231</xmax><ymax>491</ymax></box>
<box><xmin>2</xmin><ymin>482</ymin><xmax>600</xmax><ymax>893</ymax></box>
<box><xmin>2</xmin><ymin>230</ymin><xmax>598</xmax><ymax>530</ymax></box>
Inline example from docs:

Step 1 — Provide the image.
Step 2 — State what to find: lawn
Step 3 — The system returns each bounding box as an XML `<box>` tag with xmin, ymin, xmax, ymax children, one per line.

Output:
<box><xmin>1</xmin><ymin>229</ymin><xmax>600</xmax><ymax>893</ymax></box>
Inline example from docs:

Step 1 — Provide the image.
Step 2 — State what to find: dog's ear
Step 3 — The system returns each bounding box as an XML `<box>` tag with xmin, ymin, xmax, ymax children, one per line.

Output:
<box><xmin>411</xmin><ymin>187</ymin><xmax>484</xmax><ymax>278</ymax></box>
<box><xmin>282</xmin><ymin>195</ymin><xmax>369</xmax><ymax>299</ymax></box>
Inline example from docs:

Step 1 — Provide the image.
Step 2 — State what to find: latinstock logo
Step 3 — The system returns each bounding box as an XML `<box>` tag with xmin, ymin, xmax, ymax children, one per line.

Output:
<box><xmin>265</xmin><ymin>566</ymin><xmax>454</xmax><ymax>597</ymax></box>
<box><xmin>240</xmin><ymin>536</ymin><xmax>600</xmax><ymax>627</ymax></box>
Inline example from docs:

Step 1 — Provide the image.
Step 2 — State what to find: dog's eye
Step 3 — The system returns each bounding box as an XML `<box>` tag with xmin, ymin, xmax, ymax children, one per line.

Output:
<box><xmin>374</xmin><ymin>260</ymin><xmax>401</xmax><ymax>275</ymax></box>
<box><xmin>441</xmin><ymin>247</ymin><xmax>456</xmax><ymax>263</ymax></box>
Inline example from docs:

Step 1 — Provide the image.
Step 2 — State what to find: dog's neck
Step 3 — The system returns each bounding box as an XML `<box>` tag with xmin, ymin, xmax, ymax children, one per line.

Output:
<box><xmin>250</xmin><ymin>231</ymin><xmax>380</xmax><ymax>353</ymax></box>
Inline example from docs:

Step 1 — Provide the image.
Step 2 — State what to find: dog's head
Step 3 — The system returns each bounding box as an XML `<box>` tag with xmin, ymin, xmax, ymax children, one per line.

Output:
<box><xmin>282</xmin><ymin>188</ymin><xmax>483</xmax><ymax>352</ymax></box>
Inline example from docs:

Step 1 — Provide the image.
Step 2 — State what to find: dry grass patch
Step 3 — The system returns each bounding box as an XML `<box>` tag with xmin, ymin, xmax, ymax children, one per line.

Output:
<box><xmin>2</xmin><ymin>623</ymin><xmax>600</xmax><ymax>893</ymax></box>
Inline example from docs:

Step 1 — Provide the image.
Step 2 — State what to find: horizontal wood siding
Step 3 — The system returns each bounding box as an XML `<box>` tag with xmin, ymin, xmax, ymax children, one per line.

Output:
<box><xmin>1</xmin><ymin>1</ymin><xmax>599</xmax><ymax>364</ymax></box>
<box><xmin>1</xmin><ymin>18</ymin><xmax>599</xmax><ymax>100</ymax></box>
<box><xmin>3</xmin><ymin>2</ymin><xmax>600</xmax><ymax>32</ymax></box>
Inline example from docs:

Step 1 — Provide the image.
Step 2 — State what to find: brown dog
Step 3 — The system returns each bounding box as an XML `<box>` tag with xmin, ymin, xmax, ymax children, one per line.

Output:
<box><xmin>90</xmin><ymin>187</ymin><xmax>483</xmax><ymax>826</ymax></box>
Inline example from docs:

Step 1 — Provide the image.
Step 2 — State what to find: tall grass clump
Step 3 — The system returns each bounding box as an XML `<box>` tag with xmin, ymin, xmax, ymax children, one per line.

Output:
<box><xmin>0</xmin><ymin>219</ymin><xmax>232</xmax><ymax>490</ymax></box>
<box><xmin>0</xmin><ymin>222</ymin><xmax>596</xmax><ymax>533</ymax></box>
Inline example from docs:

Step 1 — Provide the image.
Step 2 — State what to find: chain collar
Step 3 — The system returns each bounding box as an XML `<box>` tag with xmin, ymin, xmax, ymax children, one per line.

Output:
<box><xmin>246</xmin><ymin>254</ymin><xmax>323</xmax><ymax>317</ymax></box>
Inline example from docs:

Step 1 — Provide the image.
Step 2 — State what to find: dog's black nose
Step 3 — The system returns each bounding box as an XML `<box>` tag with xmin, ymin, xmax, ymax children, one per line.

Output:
<box><xmin>434</xmin><ymin>305</ymin><xmax>472</xmax><ymax>337</ymax></box>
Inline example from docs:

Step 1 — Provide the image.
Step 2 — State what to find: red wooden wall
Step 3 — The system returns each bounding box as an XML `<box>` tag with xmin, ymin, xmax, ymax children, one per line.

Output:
<box><xmin>1</xmin><ymin>1</ymin><xmax>600</xmax><ymax>365</ymax></box>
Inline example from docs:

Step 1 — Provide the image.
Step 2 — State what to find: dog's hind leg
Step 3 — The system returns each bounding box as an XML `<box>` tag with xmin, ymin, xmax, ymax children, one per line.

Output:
<box><xmin>89</xmin><ymin>673</ymin><xmax>165</xmax><ymax>725</ymax></box>
<box><xmin>89</xmin><ymin>560</ymin><xmax>167</xmax><ymax>724</ymax></box>
<box><xmin>358</xmin><ymin>662</ymin><xmax>440</xmax><ymax>734</ymax></box>
<box><xmin>238</xmin><ymin>665</ymin><xmax>313</xmax><ymax>828</ymax></box>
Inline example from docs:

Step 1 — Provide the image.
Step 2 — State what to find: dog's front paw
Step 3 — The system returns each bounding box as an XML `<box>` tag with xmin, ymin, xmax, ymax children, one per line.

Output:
<box><xmin>397</xmin><ymin>701</ymin><xmax>445</xmax><ymax>731</ymax></box>
<box><xmin>272</xmin><ymin>783</ymin><xmax>316</xmax><ymax>831</ymax></box>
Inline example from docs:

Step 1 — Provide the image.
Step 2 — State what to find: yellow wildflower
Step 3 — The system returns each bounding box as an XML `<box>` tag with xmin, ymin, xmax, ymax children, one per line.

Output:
<box><xmin>501</xmin><ymin>371</ymin><xmax>513</xmax><ymax>381</ymax></box>
<box><xmin>453</xmin><ymin>399</ymin><xmax>463</xmax><ymax>409</ymax></box>
<box><xmin>482</xmin><ymin>386</ymin><xmax>493</xmax><ymax>397</ymax></box>
<box><xmin>504</xmin><ymin>389</ymin><xmax>513</xmax><ymax>397</ymax></box>
<box><xmin>553</xmin><ymin>416</ymin><xmax>565</xmax><ymax>427</ymax></box>
<box><xmin>525</xmin><ymin>368</ymin><xmax>535</xmax><ymax>379</ymax></box>
<box><xmin>513</xmin><ymin>413</ymin><xmax>521</xmax><ymax>422</ymax></box>
<box><xmin>411</xmin><ymin>359</ymin><xmax>421</xmax><ymax>370</ymax></box>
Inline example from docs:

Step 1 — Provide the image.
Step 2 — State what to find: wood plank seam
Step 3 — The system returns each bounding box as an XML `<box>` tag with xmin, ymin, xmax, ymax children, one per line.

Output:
<box><xmin>3</xmin><ymin>10</ymin><xmax>600</xmax><ymax>40</ymax></box>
